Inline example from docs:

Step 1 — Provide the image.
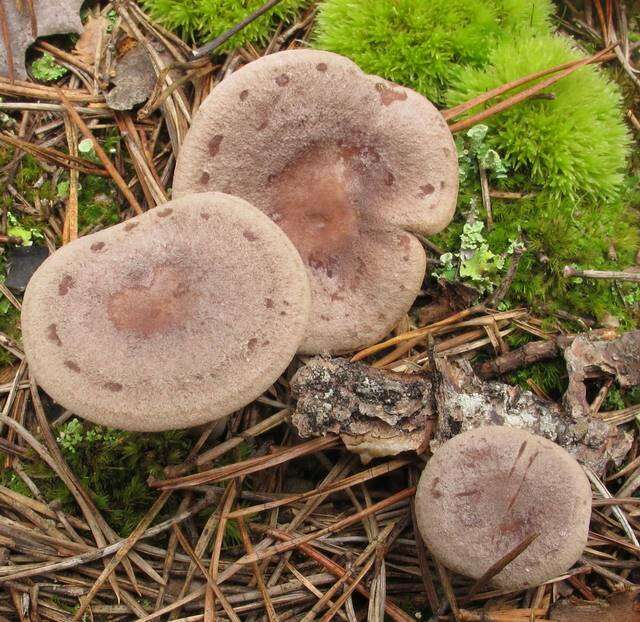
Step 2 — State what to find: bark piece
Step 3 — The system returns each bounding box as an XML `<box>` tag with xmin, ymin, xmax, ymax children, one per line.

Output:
<box><xmin>290</xmin><ymin>357</ymin><xmax>432</xmax><ymax>463</ymax></box>
<box><xmin>550</xmin><ymin>591</ymin><xmax>640</xmax><ymax>622</ymax></box>
<box><xmin>291</xmin><ymin>356</ymin><xmax>631</xmax><ymax>474</ymax></box>
<box><xmin>106</xmin><ymin>44</ymin><xmax>157</xmax><ymax>111</ymax></box>
<box><xmin>564</xmin><ymin>330</ymin><xmax>640</xmax><ymax>419</ymax></box>
<box><xmin>0</xmin><ymin>0</ymin><xmax>84</xmax><ymax>80</ymax></box>
<box><xmin>433</xmin><ymin>358</ymin><xmax>631</xmax><ymax>475</ymax></box>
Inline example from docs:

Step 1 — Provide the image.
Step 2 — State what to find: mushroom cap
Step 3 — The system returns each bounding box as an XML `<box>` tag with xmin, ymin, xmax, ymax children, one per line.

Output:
<box><xmin>173</xmin><ymin>49</ymin><xmax>458</xmax><ymax>354</ymax></box>
<box><xmin>415</xmin><ymin>426</ymin><xmax>591</xmax><ymax>590</ymax></box>
<box><xmin>21</xmin><ymin>192</ymin><xmax>311</xmax><ymax>431</ymax></box>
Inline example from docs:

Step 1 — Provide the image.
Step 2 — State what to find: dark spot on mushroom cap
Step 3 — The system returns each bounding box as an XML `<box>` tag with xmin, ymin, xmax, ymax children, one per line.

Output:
<box><xmin>247</xmin><ymin>337</ymin><xmax>258</xmax><ymax>352</ymax></box>
<box><xmin>243</xmin><ymin>230</ymin><xmax>258</xmax><ymax>241</ymax></box>
<box><xmin>200</xmin><ymin>172</ymin><xmax>210</xmax><ymax>185</ymax></box>
<box><xmin>430</xmin><ymin>477</ymin><xmax>442</xmax><ymax>499</ymax></box>
<box><xmin>58</xmin><ymin>275</ymin><xmax>74</xmax><ymax>296</ymax></box>
<box><xmin>64</xmin><ymin>360</ymin><xmax>81</xmax><ymax>373</ymax></box>
<box><xmin>265</xmin><ymin>298</ymin><xmax>274</xmax><ymax>309</ymax></box>
<box><xmin>384</xmin><ymin>171</ymin><xmax>395</xmax><ymax>186</ymax></box>
<box><xmin>107</xmin><ymin>266</ymin><xmax>194</xmax><ymax>338</ymax></box>
<box><xmin>275</xmin><ymin>73</ymin><xmax>289</xmax><ymax>86</ymax></box>
<box><xmin>104</xmin><ymin>381</ymin><xmax>123</xmax><ymax>392</ymax></box>
<box><xmin>200</xmin><ymin>212</ymin><xmax>210</xmax><ymax>220</ymax></box>
<box><xmin>91</xmin><ymin>242</ymin><xmax>105</xmax><ymax>252</ymax></box>
<box><xmin>46</xmin><ymin>323</ymin><xmax>62</xmax><ymax>346</ymax></box>
<box><xmin>257</xmin><ymin>117</ymin><xmax>269</xmax><ymax>131</ymax></box>
<box><xmin>419</xmin><ymin>183</ymin><xmax>435</xmax><ymax>198</ymax></box>
<box><xmin>316</xmin><ymin>62</ymin><xmax>328</xmax><ymax>72</ymax></box>
<box><xmin>239</xmin><ymin>89</ymin><xmax>249</xmax><ymax>101</ymax></box>
<box><xmin>124</xmin><ymin>221</ymin><xmax>138</xmax><ymax>232</ymax></box>
<box><xmin>157</xmin><ymin>207</ymin><xmax>173</xmax><ymax>218</ymax></box>
<box><xmin>375</xmin><ymin>82</ymin><xmax>408</xmax><ymax>106</ymax></box>
<box><xmin>397</xmin><ymin>234</ymin><xmax>411</xmax><ymax>250</ymax></box>
<box><xmin>440</xmin><ymin>180</ymin><xmax>446</xmax><ymax>189</ymax></box>
<box><xmin>208</xmin><ymin>134</ymin><xmax>223</xmax><ymax>157</ymax></box>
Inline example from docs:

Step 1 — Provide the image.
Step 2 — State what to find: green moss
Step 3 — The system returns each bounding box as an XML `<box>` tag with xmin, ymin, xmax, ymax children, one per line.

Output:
<box><xmin>447</xmin><ymin>34</ymin><xmax>631</xmax><ymax>203</ymax></box>
<box><xmin>78</xmin><ymin>176</ymin><xmax>120</xmax><ymax>229</ymax></box>
<box><xmin>31</xmin><ymin>52</ymin><xmax>68</xmax><ymax>82</ymax></box>
<box><xmin>142</xmin><ymin>0</ymin><xmax>308</xmax><ymax>49</ymax></box>
<box><xmin>314</xmin><ymin>0</ymin><xmax>553</xmax><ymax>104</ymax></box>
<box><xmin>435</xmin><ymin>181</ymin><xmax>640</xmax><ymax>327</ymax></box>
<box><xmin>23</xmin><ymin>419</ymin><xmax>191</xmax><ymax>536</ymax></box>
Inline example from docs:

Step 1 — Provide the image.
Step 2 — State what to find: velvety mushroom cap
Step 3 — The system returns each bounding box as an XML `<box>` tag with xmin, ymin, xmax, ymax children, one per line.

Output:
<box><xmin>0</xmin><ymin>0</ymin><xmax>84</xmax><ymax>80</ymax></box>
<box><xmin>173</xmin><ymin>49</ymin><xmax>458</xmax><ymax>354</ymax></box>
<box><xmin>415</xmin><ymin>426</ymin><xmax>591</xmax><ymax>590</ymax></box>
<box><xmin>22</xmin><ymin>192</ymin><xmax>311</xmax><ymax>431</ymax></box>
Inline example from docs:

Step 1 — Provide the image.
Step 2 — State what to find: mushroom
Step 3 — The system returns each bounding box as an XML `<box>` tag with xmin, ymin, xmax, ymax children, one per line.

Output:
<box><xmin>173</xmin><ymin>49</ymin><xmax>458</xmax><ymax>354</ymax></box>
<box><xmin>21</xmin><ymin>192</ymin><xmax>310</xmax><ymax>431</ymax></box>
<box><xmin>415</xmin><ymin>426</ymin><xmax>591</xmax><ymax>590</ymax></box>
<box><xmin>0</xmin><ymin>0</ymin><xmax>84</xmax><ymax>80</ymax></box>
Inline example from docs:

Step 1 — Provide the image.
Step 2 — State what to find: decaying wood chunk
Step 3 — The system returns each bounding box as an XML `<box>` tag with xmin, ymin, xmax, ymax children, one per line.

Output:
<box><xmin>550</xmin><ymin>590</ymin><xmax>640</xmax><ymax>621</ymax></box>
<box><xmin>433</xmin><ymin>358</ymin><xmax>630</xmax><ymax>475</ymax></box>
<box><xmin>564</xmin><ymin>330</ymin><xmax>640</xmax><ymax>419</ymax></box>
<box><xmin>0</xmin><ymin>0</ymin><xmax>84</xmax><ymax>80</ymax></box>
<box><xmin>290</xmin><ymin>357</ymin><xmax>433</xmax><ymax>463</ymax></box>
<box><xmin>291</xmin><ymin>354</ymin><xmax>632</xmax><ymax>473</ymax></box>
<box><xmin>106</xmin><ymin>44</ymin><xmax>158</xmax><ymax>111</ymax></box>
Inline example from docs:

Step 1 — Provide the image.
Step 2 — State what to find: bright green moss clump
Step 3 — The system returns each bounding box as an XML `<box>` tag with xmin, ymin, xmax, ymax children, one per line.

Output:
<box><xmin>447</xmin><ymin>35</ymin><xmax>631</xmax><ymax>202</ymax></box>
<box><xmin>142</xmin><ymin>0</ymin><xmax>308</xmax><ymax>49</ymax></box>
<box><xmin>314</xmin><ymin>0</ymin><xmax>553</xmax><ymax>104</ymax></box>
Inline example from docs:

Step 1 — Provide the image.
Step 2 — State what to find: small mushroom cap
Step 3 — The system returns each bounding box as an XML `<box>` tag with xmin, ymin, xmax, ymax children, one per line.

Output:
<box><xmin>415</xmin><ymin>426</ymin><xmax>591</xmax><ymax>590</ymax></box>
<box><xmin>173</xmin><ymin>49</ymin><xmax>458</xmax><ymax>354</ymax></box>
<box><xmin>22</xmin><ymin>192</ymin><xmax>310</xmax><ymax>431</ymax></box>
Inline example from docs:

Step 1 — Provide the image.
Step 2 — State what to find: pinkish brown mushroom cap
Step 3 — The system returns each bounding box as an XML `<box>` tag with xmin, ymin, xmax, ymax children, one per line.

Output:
<box><xmin>21</xmin><ymin>192</ymin><xmax>310</xmax><ymax>431</ymax></box>
<box><xmin>415</xmin><ymin>426</ymin><xmax>591</xmax><ymax>590</ymax></box>
<box><xmin>0</xmin><ymin>0</ymin><xmax>84</xmax><ymax>80</ymax></box>
<box><xmin>173</xmin><ymin>49</ymin><xmax>458</xmax><ymax>354</ymax></box>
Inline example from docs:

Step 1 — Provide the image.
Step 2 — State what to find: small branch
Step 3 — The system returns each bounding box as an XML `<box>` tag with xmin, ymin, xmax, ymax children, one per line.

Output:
<box><xmin>56</xmin><ymin>88</ymin><xmax>144</xmax><ymax>215</ymax></box>
<box><xmin>463</xmin><ymin>532</ymin><xmax>539</xmax><ymax>600</ymax></box>
<box><xmin>448</xmin><ymin>44</ymin><xmax>616</xmax><ymax>133</ymax></box>
<box><xmin>192</xmin><ymin>0</ymin><xmax>285</xmax><ymax>59</ymax></box>
<box><xmin>563</xmin><ymin>265</ymin><xmax>640</xmax><ymax>282</ymax></box>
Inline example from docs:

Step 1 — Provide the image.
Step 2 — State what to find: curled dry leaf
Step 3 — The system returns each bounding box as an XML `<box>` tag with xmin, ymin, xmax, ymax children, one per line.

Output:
<box><xmin>550</xmin><ymin>590</ymin><xmax>640</xmax><ymax>621</ymax></box>
<box><xmin>564</xmin><ymin>329</ymin><xmax>640</xmax><ymax>419</ymax></box>
<box><xmin>72</xmin><ymin>14</ymin><xmax>108</xmax><ymax>66</ymax></box>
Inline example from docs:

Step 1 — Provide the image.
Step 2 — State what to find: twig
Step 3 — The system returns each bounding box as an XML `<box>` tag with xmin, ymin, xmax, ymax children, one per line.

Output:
<box><xmin>448</xmin><ymin>44</ymin><xmax>617</xmax><ymax>132</ymax></box>
<box><xmin>563</xmin><ymin>265</ymin><xmax>640</xmax><ymax>282</ymax></box>
<box><xmin>56</xmin><ymin>89</ymin><xmax>143</xmax><ymax>215</ymax></box>
<box><xmin>192</xmin><ymin>0</ymin><xmax>285</xmax><ymax>59</ymax></box>
<box><xmin>463</xmin><ymin>532</ymin><xmax>540</xmax><ymax>600</ymax></box>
